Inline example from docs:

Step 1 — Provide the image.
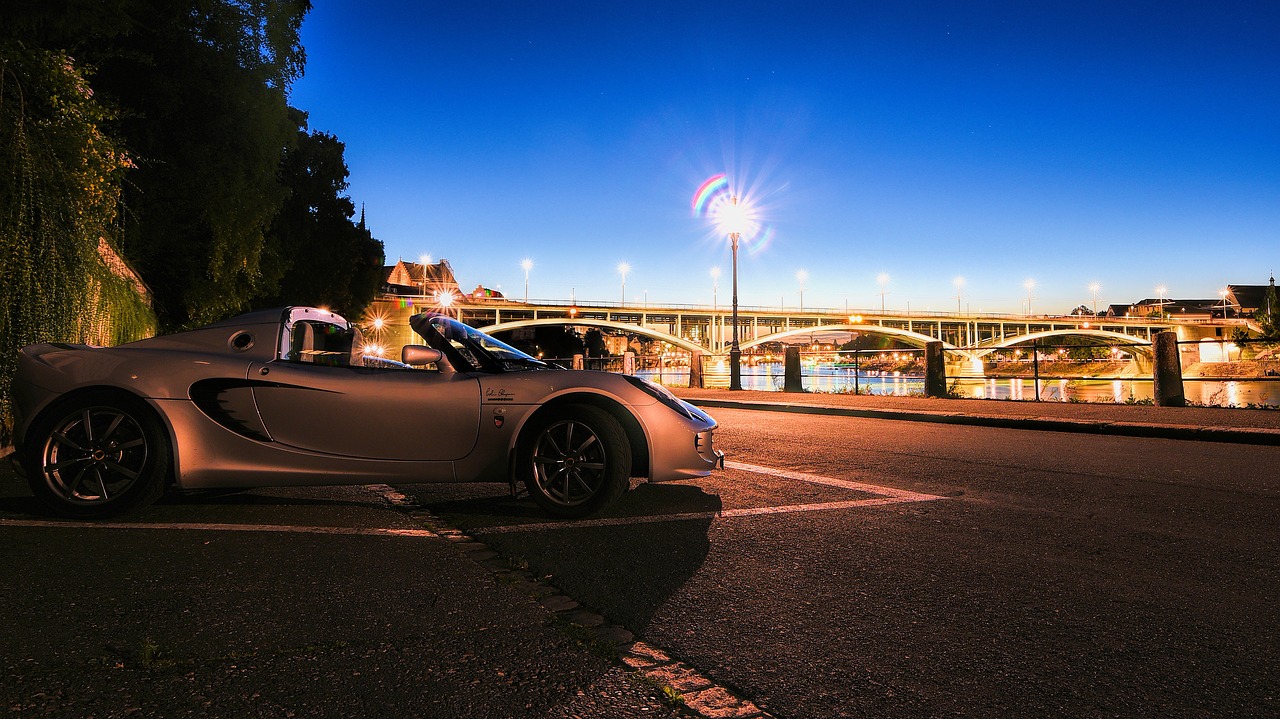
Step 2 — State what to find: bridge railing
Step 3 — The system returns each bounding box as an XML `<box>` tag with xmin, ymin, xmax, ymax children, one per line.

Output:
<box><xmin>460</xmin><ymin>296</ymin><xmax>1245</xmax><ymax>326</ymax></box>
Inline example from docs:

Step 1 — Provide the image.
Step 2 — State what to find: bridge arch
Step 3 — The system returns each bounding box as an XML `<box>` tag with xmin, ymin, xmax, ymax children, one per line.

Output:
<box><xmin>478</xmin><ymin>318</ymin><xmax>707</xmax><ymax>355</ymax></box>
<box><xmin>970</xmin><ymin>329</ymin><xmax>1153</xmax><ymax>359</ymax></box>
<box><xmin>741</xmin><ymin>324</ymin><xmax>964</xmax><ymax>355</ymax></box>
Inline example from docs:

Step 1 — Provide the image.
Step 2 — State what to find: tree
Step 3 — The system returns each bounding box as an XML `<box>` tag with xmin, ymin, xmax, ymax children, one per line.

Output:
<box><xmin>258</xmin><ymin>119</ymin><xmax>385</xmax><ymax>316</ymax></box>
<box><xmin>22</xmin><ymin>0</ymin><xmax>312</xmax><ymax>329</ymax></box>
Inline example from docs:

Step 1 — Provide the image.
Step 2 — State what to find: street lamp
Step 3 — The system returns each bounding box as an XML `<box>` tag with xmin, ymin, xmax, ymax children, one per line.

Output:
<box><xmin>796</xmin><ymin>269</ymin><xmax>808</xmax><ymax>312</ymax></box>
<box><xmin>712</xmin><ymin>195</ymin><xmax>756</xmax><ymax>391</ymax></box>
<box><xmin>617</xmin><ymin>262</ymin><xmax>630</xmax><ymax>306</ymax></box>
<box><xmin>877</xmin><ymin>272</ymin><xmax>890</xmax><ymax>313</ymax></box>
<box><xmin>1024</xmin><ymin>279</ymin><xmax>1035</xmax><ymax>316</ymax></box>
<box><xmin>1089</xmin><ymin>282</ymin><xmax>1100</xmax><ymax>315</ymax></box>
<box><xmin>1218</xmin><ymin>288</ymin><xmax>1232</xmax><ymax>319</ymax></box>
<box><xmin>953</xmin><ymin>276</ymin><xmax>965</xmax><ymax>315</ymax></box>
<box><xmin>710</xmin><ymin>267</ymin><xmax>721</xmax><ymax>352</ymax></box>
<box><xmin>521</xmin><ymin>258</ymin><xmax>533</xmax><ymax>303</ymax></box>
<box><xmin>1155</xmin><ymin>285</ymin><xmax>1168</xmax><ymax>317</ymax></box>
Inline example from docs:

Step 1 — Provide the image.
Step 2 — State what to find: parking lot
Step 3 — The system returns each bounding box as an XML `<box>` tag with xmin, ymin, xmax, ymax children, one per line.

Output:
<box><xmin>4</xmin><ymin>406</ymin><xmax>1280</xmax><ymax>718</ymax></box>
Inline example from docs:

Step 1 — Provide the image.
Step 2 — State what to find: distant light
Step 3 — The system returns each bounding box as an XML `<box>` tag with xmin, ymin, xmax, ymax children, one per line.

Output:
<box><xmin>436</xmin><ymin>290</ymin><xmax>455</xmax><ymax>308</ymax></box>
<box><xmin>521</xmin><ymin>258</ymin><xmax>533</xmax><ymax>272</ymax></box>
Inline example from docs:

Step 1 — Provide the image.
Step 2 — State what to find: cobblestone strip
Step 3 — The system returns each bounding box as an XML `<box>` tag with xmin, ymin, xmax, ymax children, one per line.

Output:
<box><xmin>367</xmin><ymin>484</ymin><xmax>773</xmax><ymax>719</ymax></box>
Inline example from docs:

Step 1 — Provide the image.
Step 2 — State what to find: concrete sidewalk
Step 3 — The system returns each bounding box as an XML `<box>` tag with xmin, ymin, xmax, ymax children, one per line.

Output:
<box><xmin>673</xmin><ymin>388</ymin><xmax>1280</xmax><ymax>446</ymax></box>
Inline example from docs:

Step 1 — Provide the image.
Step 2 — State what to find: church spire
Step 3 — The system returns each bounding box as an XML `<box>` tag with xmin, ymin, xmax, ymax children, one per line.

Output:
<box><xmin>358</xmin><ymin>203</ymin><xmax>366</xmax><ymax>231</ymax></box>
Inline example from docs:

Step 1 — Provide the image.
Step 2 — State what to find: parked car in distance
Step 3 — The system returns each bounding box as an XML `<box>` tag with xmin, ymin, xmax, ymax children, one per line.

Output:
<box><xmin>11</xmin><ymin>307</ymin><xmax>722</xmax><ymax>519</ymax></box>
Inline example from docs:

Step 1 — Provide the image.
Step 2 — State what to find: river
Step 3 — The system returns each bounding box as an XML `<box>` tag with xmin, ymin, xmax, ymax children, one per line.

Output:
<box><xmin>638</xmin><ymin>363</ymin><xmax>1280</xmax><ymax>408</ymax></box>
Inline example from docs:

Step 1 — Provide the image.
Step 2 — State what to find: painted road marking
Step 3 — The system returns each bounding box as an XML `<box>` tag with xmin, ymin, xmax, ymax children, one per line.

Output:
<box><xmin>472</xmin><ymin>461</ymin><xmax>945</xmax><ymax>535</ymax></box>
<box><xmin>0</xmin><ymin>465</ymin><xmax>944</xmax><ymax>537</ymax></box>
<box><xmin>0</xmin><ymin>518</ymin><xmax>438</xmax><ymax>538</ymax></box>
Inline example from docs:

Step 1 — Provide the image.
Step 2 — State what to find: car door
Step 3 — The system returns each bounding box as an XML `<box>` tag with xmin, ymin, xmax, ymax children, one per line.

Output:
<box><xmin>248</xmin><ymin>360</ymin><xmax>482</xmax><ymax>461</ymax></box>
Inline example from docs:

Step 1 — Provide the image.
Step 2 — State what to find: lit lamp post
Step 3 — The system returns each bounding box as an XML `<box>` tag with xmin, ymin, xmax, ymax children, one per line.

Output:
<box><xmin>796</xmin><ymin>269</ymin><xmax>808</xmax><ymax>312</ymax></box>
<box><xmin>1089</xmin><ymin>282</ymin><xmax>1100</xmax><ymax>315</ymax></box>
<box><xmin>521</xmin><ymin>258</ymin><xmax>533</xmax><ymax>303</ymax></box>
<box><xmin>1218</xmin><ymin>288</ymin><xmax>1231</xmax><ymax>319</ymax></box>
<box><xmin>712</xmin><ymin>195</ymin><xmax>755</xmax><ymax>391</ymax></box>
<box><xmin>710</xmin><ymin>267</ymin><xmax>721</xmax><ymax>352</ymax></box>
<box><xmin>1024</xmin><ymin>279</ymin><xmax>1035</xmax><ymax>316</ymax></box>
<box><xmin>953</xmin><ymin>276</ymin><xmax>966</xmax><ymax>314</ymax></box>
<box><xmin>617</xmin><ymin>262</ymin><xmax>631</xmax><ymax>306</ymax></box>
<box><xmin>877</xmin><ymin>272</ymin><xmax>890</xmax><ymax>313</ymax></box>
<box><xmin>1155</xmin><ymin>285</ymin><xmax>1168</xmax><ymax>317</ymax></box>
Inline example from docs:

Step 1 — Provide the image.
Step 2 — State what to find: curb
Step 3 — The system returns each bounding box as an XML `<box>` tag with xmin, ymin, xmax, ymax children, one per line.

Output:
<box><xmin>686</xmin><ymin>398</ymin><xmax>1280</xmax><ymax>447</ymax></box>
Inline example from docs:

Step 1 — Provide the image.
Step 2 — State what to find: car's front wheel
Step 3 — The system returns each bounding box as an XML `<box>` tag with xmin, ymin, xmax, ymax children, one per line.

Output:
<box><xmin>24</xmin><ymin>392</ymin><xmax>171</xmax><ymax>519</ymax></box>
<box><xmin>518</xmin><ymin>404</ymin><xmax>631</xmax><ymax>518</ymax></box>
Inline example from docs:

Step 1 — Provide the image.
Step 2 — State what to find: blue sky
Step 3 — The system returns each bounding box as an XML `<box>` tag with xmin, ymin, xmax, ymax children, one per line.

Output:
<box><xmin>290</xmin><ymin>1</ymin><xmax>1279</xmax><ymax>314</ymax></box>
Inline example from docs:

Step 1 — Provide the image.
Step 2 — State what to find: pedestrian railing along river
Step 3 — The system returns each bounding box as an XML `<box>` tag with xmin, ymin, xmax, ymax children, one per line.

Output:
<box><xmin>557</xmin><ymin>338</ymin><xmax>1280</xmax><ymax>408</ymax></box>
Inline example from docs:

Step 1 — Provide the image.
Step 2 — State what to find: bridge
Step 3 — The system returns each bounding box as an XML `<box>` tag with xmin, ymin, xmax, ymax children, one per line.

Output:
<box><xmin>367</xmin><ymin>293</ymin><xmax>1251</xmax><ymax>365</ymax></box>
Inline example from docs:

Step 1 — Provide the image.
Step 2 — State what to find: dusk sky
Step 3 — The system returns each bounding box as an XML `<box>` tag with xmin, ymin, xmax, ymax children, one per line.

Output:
<box><xmin>291</xmin><ymin>1</ymin><xmax>1279</xmax><ymax>315</ymax></box>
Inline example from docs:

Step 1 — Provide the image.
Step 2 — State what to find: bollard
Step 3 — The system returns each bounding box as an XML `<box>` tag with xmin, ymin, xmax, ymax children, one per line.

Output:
<box><xmin>623</xmin><ymin>351</ymin><xmax>635</xmax><ymax>376</ymax></box>
<box><xmin>924</xmin><ymin>341</ymin><xmax>947</xmax><ymax>398</ymax></box>
<box><xmin>784</xmin><ymin>345</ymin><xmax>804</xmax><ymax>392</ymax></box>
<box><xmin>689</xmin><ymin>351</ymin><xmax>704</xmax><ymax>389</ymax></box>
<box><xmin>572</xmin><ymin>354</ymin><xmax>584</xmax><ymax>370</ymax></box>
<box><xmin>1152</xmin><ymin>331</ymin><xmax>1185</xmax><ymax>407</ymax></box>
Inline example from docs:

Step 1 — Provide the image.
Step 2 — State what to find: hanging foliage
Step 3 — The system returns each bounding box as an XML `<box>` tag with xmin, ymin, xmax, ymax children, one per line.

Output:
<box><xmin>0</xmin><ymin>43</ymin><xmax>155</xmax><ymax>445</ymax></box>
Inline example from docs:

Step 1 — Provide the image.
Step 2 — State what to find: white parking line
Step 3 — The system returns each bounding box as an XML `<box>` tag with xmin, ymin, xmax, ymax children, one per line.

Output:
<box><xmin>0</xmin><ymin>518</ymin><xmax>438</xmax><ymax>538</ymax></box>
<box><xmin>0</xmin><ymin>465</ymin><xmax>944</xmax><ymax>537</ymax></box>
<box><xmin>472</xmin><ymin>462</ymin><xmax>945</xmax><ymax>534</ymax></box>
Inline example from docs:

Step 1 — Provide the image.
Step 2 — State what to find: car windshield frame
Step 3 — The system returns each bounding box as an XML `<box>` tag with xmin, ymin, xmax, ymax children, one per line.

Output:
<box><xmin>409</xmin><ymin>313</ymin><xmax>548</xmax><ymax>373</ymax></box>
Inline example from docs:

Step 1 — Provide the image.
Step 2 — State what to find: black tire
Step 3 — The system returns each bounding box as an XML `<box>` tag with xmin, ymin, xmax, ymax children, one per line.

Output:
<box><xmin>517</xmin><ymin>404</ymin><xmax>631</xmax><ymax>518</ymax></box>
<box><xmin>23</xmin><ymin>391</ymin><xmax>171</xmax><ymax>519</ymax></box>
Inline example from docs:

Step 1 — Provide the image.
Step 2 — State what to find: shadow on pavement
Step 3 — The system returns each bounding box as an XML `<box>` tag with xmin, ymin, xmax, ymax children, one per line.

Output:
<box><xmin>419</xmin><ymin>481</ymin><xmax>722</xmax><ymax>634</ymax></box>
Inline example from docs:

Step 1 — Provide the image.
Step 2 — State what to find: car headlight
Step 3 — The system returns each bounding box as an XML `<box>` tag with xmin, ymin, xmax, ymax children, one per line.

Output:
<box><xmin>622</xmin><ymin>375</ymin><xmax>708</xmax><ymax>422</ymax></box>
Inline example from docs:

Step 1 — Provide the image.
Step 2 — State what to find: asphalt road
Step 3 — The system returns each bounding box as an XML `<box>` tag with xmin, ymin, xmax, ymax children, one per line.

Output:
<box><xmin>0</xmin><ymin>474</ymin><xmax>684</xmax><ymax>718</ymax></box>
<box><xmin>3</xmin><ymin>407</ymin><xmax>1279</xmax><ymax>718</ymax></box>
<box><xmin>402</xmin><ymin>408</ymin><xmax>1280</xmax><ymax>718</ymax></box>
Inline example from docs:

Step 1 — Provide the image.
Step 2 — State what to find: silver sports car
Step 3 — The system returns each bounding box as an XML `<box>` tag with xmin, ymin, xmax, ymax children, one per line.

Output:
<box><xmin>11</xmin><ymin>307</ymin><xmax>722</xmax><ymax>519</ymax></box>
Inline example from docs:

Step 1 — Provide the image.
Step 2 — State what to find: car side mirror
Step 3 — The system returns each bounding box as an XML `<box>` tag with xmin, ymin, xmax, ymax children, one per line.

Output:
<box><xmin>402</xmin><ymin>345</ymin><xmax>443</xmax><ymax>366</ymax></box>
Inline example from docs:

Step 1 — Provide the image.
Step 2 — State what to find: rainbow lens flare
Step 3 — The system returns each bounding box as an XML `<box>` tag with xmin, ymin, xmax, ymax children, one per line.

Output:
<box><xmin>691</xmin><ymin>174</ymin><xmax>729</xmax><ymax>217</ymax></box>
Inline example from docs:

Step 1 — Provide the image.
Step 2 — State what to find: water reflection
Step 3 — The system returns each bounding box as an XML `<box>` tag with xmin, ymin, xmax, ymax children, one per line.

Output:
<box><xmin>638</xmin><ymin>364</ymin><xmax>1280</xmax><ymax>408</ymax></box>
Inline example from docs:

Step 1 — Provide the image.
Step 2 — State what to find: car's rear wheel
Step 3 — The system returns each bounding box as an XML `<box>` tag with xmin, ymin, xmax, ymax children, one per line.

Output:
<box><xmin>24</xmin><ymin>392</ymin><xmax>171</xmax><ymax>519</ymax></box>
<box><xmin>518</xmin><ymin>404</ymin><xmax>631</xmax><ymax>518</ymax></box>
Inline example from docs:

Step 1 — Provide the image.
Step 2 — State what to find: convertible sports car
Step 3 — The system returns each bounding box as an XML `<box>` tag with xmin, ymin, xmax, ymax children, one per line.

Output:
<box><xmin>11</xmin><ymin>307</ymin><xmax>722</xmax><ymax>519</ymax></box>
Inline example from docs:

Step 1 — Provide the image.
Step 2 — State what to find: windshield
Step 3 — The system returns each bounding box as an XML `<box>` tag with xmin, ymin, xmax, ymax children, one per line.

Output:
<box><xmin>410</xmin><ymin>313</ymin><xmax>547</xmax><ymax>372</ymax></box>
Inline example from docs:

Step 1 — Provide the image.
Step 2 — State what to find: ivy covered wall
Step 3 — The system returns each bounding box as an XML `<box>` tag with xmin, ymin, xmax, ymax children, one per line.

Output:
<box><xmin>1</xmin><ymin>45</ymin><xmax>156</xmax><ymax>446</ymax></box>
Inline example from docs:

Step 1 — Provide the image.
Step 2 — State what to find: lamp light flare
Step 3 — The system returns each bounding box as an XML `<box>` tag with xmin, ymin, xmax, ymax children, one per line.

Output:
<box><xmin>711</xmin><ymin>195</ymin><xmax>757</xmax><ymax>238</ymax></box>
